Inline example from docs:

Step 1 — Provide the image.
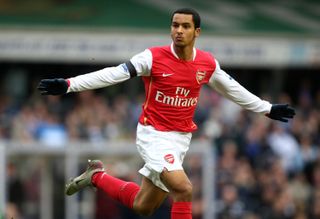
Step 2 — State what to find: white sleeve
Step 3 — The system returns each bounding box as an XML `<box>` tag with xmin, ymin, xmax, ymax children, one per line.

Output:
<box><xmin>208</xmin><ymin>59</ymin><xmax>272</xmax><ymax>114</ymax></box>
<box><xmin>67</xmin><ymin>49</ymin><xmax>152</xmax><ymax>93</ymax></box>
<box><xmin>130</xmin><ymin>49</ymin><xmax>152</xmax><ymax>76</ymax></box>
<box><xmin>67</xmin><ymin>64</ymin><xmax>130</xmax><ymax>93</ymax></box>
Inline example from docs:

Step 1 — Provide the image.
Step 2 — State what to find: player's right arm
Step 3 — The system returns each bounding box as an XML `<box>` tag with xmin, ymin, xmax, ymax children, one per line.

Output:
<box><xmin>37</xmin><ymin>50</ymin><xmax>152</xmax><ymax>95</ymax></box>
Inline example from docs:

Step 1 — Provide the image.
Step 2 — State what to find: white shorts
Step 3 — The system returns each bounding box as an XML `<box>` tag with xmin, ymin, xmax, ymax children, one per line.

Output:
<box><xmin>136</xmin><ymin>123</ymin><xmax>192</xmax><ymax>192</ymax></box>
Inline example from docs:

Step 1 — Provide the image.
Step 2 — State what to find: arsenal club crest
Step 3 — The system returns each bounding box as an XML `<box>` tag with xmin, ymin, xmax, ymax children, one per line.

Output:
<box><xmin>196</xmin><ymin>70</ymin><xmax>206</xmax><ymax>84</ymax></box>
<box><xmin>164</xmin><ymin>154</ymin><xmax>175</xmax><ymax>164</ymax></box>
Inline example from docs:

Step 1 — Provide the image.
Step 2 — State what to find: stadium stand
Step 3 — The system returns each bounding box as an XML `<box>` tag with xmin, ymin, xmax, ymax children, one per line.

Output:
<box><xmin>0</xmin><ymin>0</ymin><xmax>319</xmax><ymax>35</ymax></box>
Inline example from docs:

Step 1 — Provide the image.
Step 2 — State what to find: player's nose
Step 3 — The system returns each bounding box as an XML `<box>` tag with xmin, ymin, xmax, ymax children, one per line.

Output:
<box><xmin>177</xmin><ymin>25</ymin><xmax>183</xmax><ymax>33</ymax></box>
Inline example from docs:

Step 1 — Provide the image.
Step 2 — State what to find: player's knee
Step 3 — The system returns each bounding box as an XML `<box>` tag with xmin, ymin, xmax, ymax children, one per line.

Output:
<box><xmin>171</xmin><ymin>181</ymin><xmax>193</xmax><ymax>201</ymax></box>
<box><xmin>134</xmin><ymin>204</ymin><xmax>157</xmax><ymax>217</ymax></box>
<box><xmin>133</xmin><ymin>198</ymin><xmax>159</xmax><ymax>216</ymax></box>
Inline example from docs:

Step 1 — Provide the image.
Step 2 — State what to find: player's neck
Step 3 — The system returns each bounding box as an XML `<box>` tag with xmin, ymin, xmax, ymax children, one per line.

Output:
<box><xmin>173</xmin><ymin>45</ymin><xmax>194</xmax><ymax>61</ymax></box>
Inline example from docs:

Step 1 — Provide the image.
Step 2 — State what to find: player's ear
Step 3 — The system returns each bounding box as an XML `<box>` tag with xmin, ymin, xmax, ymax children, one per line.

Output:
<box><xmin>195</xmin><ymin>27</ymin><xmax>201</xmax><ymax>37</ymax></box>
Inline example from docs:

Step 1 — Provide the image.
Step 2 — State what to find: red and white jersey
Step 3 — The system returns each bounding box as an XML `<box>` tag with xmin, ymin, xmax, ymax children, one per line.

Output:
<box><xmin>67</xmin><ymin>43</ymin><xmax>272</xmax><ymax>133</ymax></box>
<box><xmin>138</xmin><ymin>45</ymin><xmax>216</xmax><ymax>132</ymax></box>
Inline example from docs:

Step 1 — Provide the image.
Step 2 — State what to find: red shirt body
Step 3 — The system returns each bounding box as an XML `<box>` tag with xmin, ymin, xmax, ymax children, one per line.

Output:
<box><xmin>139</xmin><ymin>45</ymin><xmax>216</xmax><ymax>132</ymax></box>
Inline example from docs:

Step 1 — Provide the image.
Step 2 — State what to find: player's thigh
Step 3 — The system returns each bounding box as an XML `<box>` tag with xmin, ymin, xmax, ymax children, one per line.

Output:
<box><xmin>134</xmin><ymin>176</ymin><xmax>168</xmax><ymax>210</ymax></box>
<box><xmin>160</xmin><ymin>169</ymin><xmax>192</xmax><ymax>199</ymax></box>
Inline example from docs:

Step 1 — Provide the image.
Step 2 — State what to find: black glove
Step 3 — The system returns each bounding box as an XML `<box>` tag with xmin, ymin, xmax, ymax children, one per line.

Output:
<box><xmin>266</xmin><ymin>104</ymin><xmax>296</xmax><ymax>122</ymax></box>
<box><xmin>37</xmin><ymin>78</ymin><xmax>69</xmax><ymax>95</ymax></box>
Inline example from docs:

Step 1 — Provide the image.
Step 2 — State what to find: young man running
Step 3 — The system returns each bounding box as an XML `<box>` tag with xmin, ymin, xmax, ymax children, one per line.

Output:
<box><xmin>38</xmin><ymin>8</ymin><xmax>295</xmax><ymax>219</ymax></box>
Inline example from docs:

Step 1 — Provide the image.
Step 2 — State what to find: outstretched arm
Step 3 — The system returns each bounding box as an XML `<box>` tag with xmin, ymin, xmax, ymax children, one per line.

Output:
<box><xmin>37</xmin><ymin>49</ymin><xmax>152</xmax><ymax>95</ymax></box>
<box><xmin>37</xmin><ymin>62</ymin><xmax>135</xmax><ymax>95</ymax></box>
<box><xmin>208</xmin><ymin>60</ymin><xmax>295</xmax><ymax>122</ymax></box>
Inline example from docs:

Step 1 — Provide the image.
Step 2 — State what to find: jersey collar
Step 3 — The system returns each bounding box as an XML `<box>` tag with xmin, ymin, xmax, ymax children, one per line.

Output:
<box><xmin>170</xmin><ymin>43</ymin><xmax>196</xmax><ymax>61</ymax></box>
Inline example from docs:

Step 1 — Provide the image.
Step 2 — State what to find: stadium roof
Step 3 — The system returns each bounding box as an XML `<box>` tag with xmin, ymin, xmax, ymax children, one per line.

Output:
<box><xmin>0</xmin><ymin>0</ymin><xmax>320</xmax><ymax>36</ymax></box>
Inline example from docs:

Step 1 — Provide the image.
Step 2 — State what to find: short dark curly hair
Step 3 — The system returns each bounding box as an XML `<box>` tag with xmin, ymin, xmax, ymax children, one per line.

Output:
<box><xmin>171</xmin><ymin>8</ymin><xmax>201</xmax><ymax>29</ymax></box>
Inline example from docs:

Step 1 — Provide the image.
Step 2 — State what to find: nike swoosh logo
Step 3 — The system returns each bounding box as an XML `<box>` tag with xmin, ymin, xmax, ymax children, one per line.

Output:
<box><xmin>162</xmin><ymin>73</ymin><xmax>174</xmax><ymax>77</ymax></box>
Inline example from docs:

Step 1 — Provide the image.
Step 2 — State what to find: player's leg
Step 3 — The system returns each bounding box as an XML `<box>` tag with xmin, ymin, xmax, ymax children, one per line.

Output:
<box><xmin>92</xmin><ymin>172</ymin><xmax>169</xmax><ymax>216</ymax></box>
<box><xmin>65</xmin><ymin>160</ymin><xmax>168</xmax><ymax>216</ymax></box>
<box><xmin>135</xmin><ymin>123</ymin><xmax>193</xmax><ymax>218</ymax></box>
<box><xmin>161</xmin><ymin>169</ymin><xmax>192</xmax><ymax>201</ymax></box>
<box><xmin>161</xmin><ymin>169</ymin><xmax>193</xmax><ymax>219</ymax></box>
<box><xmin>65</xmin><ymin>160</ymin><xmax>139</xmax><ymax>209</ymax></box>
<box><xmin>132</xmin><ymin>176</ymin><xmax>168</xmax><ymax>216</ymax></box>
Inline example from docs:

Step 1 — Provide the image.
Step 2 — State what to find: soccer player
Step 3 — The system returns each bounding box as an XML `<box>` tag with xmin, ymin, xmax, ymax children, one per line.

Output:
<box><xmin>37</xmin><ymin>8</ymin><xmax>295</xmax><ymax>219</ymax></box>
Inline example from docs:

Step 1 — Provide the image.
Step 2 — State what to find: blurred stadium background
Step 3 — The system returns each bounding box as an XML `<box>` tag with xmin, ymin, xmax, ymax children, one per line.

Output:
<box><xmin>1</xmin><ymin>0</ymin><xmax>320</xmax><ymax>219</ymax></box>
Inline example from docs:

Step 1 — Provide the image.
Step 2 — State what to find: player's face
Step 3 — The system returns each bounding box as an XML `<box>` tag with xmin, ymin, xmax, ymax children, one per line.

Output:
<box><xmin>171</xmin><ymin>13</ymin><xmax>200</xmax><ymax>48</ymax></box>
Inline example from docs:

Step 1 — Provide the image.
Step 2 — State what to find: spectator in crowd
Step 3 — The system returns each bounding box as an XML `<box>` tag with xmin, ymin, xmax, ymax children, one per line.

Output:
<box><xmin>216</xmin><ymin>183</ymin><xmax>245</xmax><ymax>219</ymax></box>
<box><xmin>267</xmin><ymin>123</ymin><xmax>303</xmax><ymax>174</ymax></box>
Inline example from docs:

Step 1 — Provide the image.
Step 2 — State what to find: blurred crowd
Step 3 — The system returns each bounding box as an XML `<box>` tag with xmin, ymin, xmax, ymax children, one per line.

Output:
<box><xmin>2</xmin><ymin>77</ymin><xmax>320</xmax><ymax>219</ymax></box>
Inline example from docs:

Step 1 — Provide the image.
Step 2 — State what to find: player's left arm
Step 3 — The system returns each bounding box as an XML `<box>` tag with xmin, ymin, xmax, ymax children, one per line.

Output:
<box><xmin>208</xmin><ymin>59</ymin><xmax>295</xmax><ymax>122</ymax></box>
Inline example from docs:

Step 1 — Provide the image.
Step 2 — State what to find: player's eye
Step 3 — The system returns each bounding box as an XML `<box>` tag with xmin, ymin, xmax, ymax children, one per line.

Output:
<box><xmin>182</xmin><ymin>24</ymin><xmax>191</xmax><ymax>29</ymax></box>
<box><xmin>172</xmin><ymin>23</ymin><xmax>179</xmax><ymax>28</ymax></box>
